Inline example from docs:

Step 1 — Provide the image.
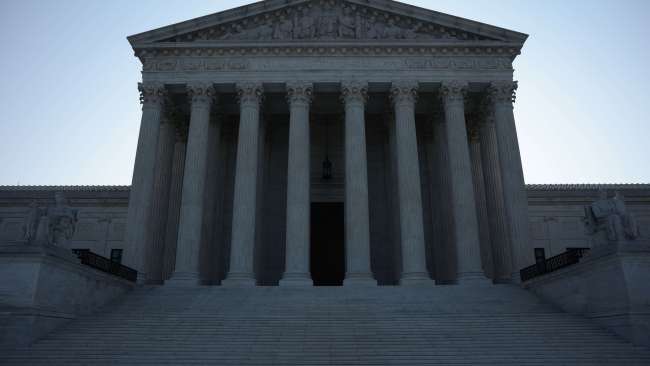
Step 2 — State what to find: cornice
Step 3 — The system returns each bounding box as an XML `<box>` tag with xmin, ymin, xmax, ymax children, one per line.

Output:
<box><xmin>1</xmin><ymin>184</ymin><xmax>648</xmax><ymax>194</ymax></box>
<box><xmin>134</xmin><ymin>42</ymin><xmax>522</xmax><ymax>63</ymax></box>
<box><xmin>526</xmin><ymin>184</ymin><xmax>650</xmax><ymax>192</ymax></box>
<box><xmin>0</xmin><ymin>186</ymin><xmax>131</xmax><ymax>192</ymax></box>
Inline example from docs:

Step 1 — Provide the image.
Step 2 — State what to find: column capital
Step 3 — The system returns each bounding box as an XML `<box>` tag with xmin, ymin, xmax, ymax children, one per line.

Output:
<box><xmin>138</xmin><ymin>82</ymin><xmax>167</xmax><ymax>108</ymax></box>
<box><xmin>341</xmin><ymin>81</ymin><xmax>368</xmax><ymax>105</ymax></box>
<box><xmin>488</xmin><ymin>81</ymin><xmax>518</xmax><ymax>105</ymax></box>
<box><xmin>237</xmin><ymin>82</ymin><xmax>264</xmax><ymax>106</ymax></box>
<box><xmin>286</xmin><ymin>81</ymin><xmax>313</xmax><ymax>107</ymax></box>
<box><xmin>187</xmin><ymin>82</ymin><xmax>216</xmax><ymax>107</ymax></box>
<box><xmin>440</xmin><ymin>81</ymin><xmax>468</xmax><ymax>105</ymax></box>
<box><xmin>390</xmin><ymin>80</ymin><xmax>418</xmax><ymax>106</ymax></box>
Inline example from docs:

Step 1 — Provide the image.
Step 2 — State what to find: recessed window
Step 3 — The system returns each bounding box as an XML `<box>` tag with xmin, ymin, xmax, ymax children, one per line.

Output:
<box><xmin>110</xmin><ymin>249</ymin><xmax>123</xmax><ymax>264</ymax></box>
<box><xmin>534</xmin><ymin>248</ymin><xmax>546</xmax><ymax>264</ymax></box>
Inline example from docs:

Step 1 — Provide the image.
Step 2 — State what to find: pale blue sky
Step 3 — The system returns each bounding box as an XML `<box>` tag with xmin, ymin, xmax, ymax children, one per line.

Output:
<box><xmin>0</xmin><ymin>0</ymin><xmax>648</xmax><ymax>186</ymax></box>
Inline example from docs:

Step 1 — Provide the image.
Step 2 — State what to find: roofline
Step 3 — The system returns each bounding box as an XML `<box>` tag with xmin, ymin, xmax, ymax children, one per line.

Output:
<box><xmin>127</xmin><ymin>0</ymin><xmax>528</xmax><ymax>47</ymax></box>
<box><xmin>1</xmin><ymin>184</ymin><xmax>648</xmax><ymax>193</ymax></box>
<box><xmin>0</xmin><ymin>185</ymin><xmax>131</xmax><ymax>192</ymax></box>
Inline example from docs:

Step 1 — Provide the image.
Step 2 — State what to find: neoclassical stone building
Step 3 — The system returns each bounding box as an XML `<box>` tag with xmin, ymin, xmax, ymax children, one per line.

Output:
<box><xmin>120</xmin><ymin>0</ymin><xmax>537</xmax><ymax>287</ymax></box>
<box><xmin>4</xmin><ymin>1</ymin><xmax>650</xmax><ymax>360</ymax></box>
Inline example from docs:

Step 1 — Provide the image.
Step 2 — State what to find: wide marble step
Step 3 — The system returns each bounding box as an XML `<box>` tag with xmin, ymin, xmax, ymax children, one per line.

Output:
<box><xmin>3</xmin><ymin>285</ymin><xmax>650</xmax><ymax>365</ymax></box>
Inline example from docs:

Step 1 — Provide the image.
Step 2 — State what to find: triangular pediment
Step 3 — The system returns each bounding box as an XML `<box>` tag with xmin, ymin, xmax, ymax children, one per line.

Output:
<box><xmin>128</xmin><ymin>0</ymin><xmax>527</xmax><ymax>46</ymax></box>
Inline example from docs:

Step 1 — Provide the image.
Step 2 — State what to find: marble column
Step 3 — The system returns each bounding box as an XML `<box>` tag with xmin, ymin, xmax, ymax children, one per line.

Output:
<box><xmin>168</xmin><ymin>83</ymin><xmax>215</xmax><ymax>286</ymax></box>
<box><xmin>386</xmin><ymin>111</ymin><xmax>403</xmax><ymax>283</ymax></box>
<box><xmin>489</xmin><ymin>81</ymin><xmax>533</xmax><ymax>280</ymax></box>
<box><xmin>468</xmin><ymin>126</ymin><xmax>494</xmax><ymax>279</ymax></box>
<box><xmin>145</xmin><ymin>113</ymin><xmax>176</xmax><ymax>284</ymax></box>
<box><xmin>280</xmin><ymin>82</ymin><xmax>313</xmax><ymax>287</ymax></box>
<box><xmin>479</xmin><ymin>108</ymin><xmax>513</xmax><ymax>282</ymax></box>
<box><xmin>390</xmin><ymin>81</ymin><xmax>431</xmax><ymax>285</ymax></box>
<box><xmin>200</xmin><ymin>112</ymin><xmax>223</xmax><ymax>284</ymax></box>
<box><xmin>123</xmin><ymin>82</ymin><xmax>167</xmax><ymax>282</ymax></box>
<box><xmin>162</xmin><ymin>130</ymin><xmax>187</xmax><ymax>280</ymax></box>
<box><xmin>223</xmin><ymin>83</ymin><xmax>264</xmax><ymax>287</ymax></box>
<box><xmin>341</xmin><ymin>81</ymin><xmax>376</xmax><ymax>286</ymax></box>
<box><xmin>431</xmin><ymin>115</ymin><xmax>455</xmax><ymax>283</ymax></box>
<box><xmin>440</xmin><ymin>81</ymin><xmax>489</xmax><ymax>285</ymax></box>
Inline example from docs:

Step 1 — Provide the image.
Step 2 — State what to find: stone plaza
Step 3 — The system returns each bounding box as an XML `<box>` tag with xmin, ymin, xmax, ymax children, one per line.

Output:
<box><xmin>1</xmin><ymin>0</ymin><xmax>649</xmax><ymax>364</ymax></box>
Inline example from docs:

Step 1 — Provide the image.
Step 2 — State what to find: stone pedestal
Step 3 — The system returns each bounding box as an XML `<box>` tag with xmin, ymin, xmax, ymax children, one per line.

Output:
<box><xmin>524</xmin><ymin>242</ymin><xmax>650</xmax><ymax>347</ymax></box>
<box><xmin>390</xmin><ymin>81</ymin><xmax>431</xmax><ymax>286</ymax></box>
<box><xmin>168</xmin><ymin>83</ymin><xmax>215</xmax><ymax>286</ymax></box>
<box><xmin>341</xmin><ymin>82</ymin><xmax>376</xmax><ymax>286</ymax></box>
<box><xmin>280</xmin><ymin>82</ymin><xmax>313</xmax><ymax>287</ymax></box>
<box><xmin>223</xmin><ymin>83</ymin><xmax>264</xmax><ymax>287</ymax></box>
<box><xmin>0</xmin><ymin>244</ymin><xmax>134</xmax><ymax>349</ymax></box>
<box><xmin>440</xmin><ymin>81</ymin><xmax>489</xmax><ymax>285</ymax></box>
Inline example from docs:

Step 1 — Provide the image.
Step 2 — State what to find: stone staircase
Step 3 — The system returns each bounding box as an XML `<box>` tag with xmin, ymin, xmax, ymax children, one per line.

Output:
<box><xmin>3</xmin><ymin>285</ymin><xmax>650</xmax><ymax>365</ymax></box>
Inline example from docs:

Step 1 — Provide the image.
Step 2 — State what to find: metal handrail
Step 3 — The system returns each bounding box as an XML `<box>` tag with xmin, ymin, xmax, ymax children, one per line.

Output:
<box><xmin>71</xmin><ymin>249</ymin><xmax>137</xmax><ymax>282</ymax></box>
<box><xmin>520</xmin><ymin>248</ymin><xmax>590</xmax><ymax>282</ymax></box>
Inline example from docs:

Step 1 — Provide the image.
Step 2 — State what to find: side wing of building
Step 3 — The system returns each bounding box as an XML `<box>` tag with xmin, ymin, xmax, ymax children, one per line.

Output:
<box><xmin>1</xmin><ymin>185</ymin><xmax>648</xmax><ymax>264</ymax></box>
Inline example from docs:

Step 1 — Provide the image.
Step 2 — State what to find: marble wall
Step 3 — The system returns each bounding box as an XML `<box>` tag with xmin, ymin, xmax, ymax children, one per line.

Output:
<box><xmin>1</xmin><ymin>178</ymin><xmax>648</xmax><ymax>284</ymax></box>
<box><xmin>0</xmin><ymin>188</ymin><xmax>129</xmax><ymax>259</ymax></box>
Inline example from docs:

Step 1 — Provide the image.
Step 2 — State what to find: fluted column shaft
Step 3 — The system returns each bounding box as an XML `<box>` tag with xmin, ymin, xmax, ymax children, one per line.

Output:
<box><xmin>440</xmin><ymin>81</ymin><xmax>489</xmax><ymax>284</ymax></box>
<box><xmin>168</xmin><ymin>83</ymin><xmax>215</xmax><ymax>286</ymax></box>
<box><xmin>162</xmin><ymin>133</ymin><xmax>187</xmax><ymax>280</ymax></box>
<box><xmin>432</xmin><ymin>117</ymin><xmax>455</xmax><ymax>283</ymax></box>
<box><xmin>281</xmin><ymin>82</ymin><xmax>313</xmax><ymax>286</ymax></box>
<box><xmin>479</xmin><ymin>116</ymin><xmax>513</xmax><ymax>282</ymax></box>
<box><xmin>489</xmin><ymin>81</ymin><xmax>533</xmax><ymax>280</ymax></box>
<box><xmin>200</xmin><ymin>114</ymin><xmax>223</xmax><ymax>284</ymax></box>
<box><xmin>390</xmin><ymin>81</ymin><xmax>431</xmax><ymax>285</ymax></box>
<box><xmin>341</xmin><ymin>82</ymin><xmax>376</xmax><ymax>286</ymax></box>
<box><xmin>145</xmin><ymin>116</ymin><xmax>176</xmax><ymax>284</ymax></box>
<box><xmin>123</xmin><ymin>82</ymin><xmax>166</xmax><ymax>282</ymax></box>
<box><xmin>468</xmin><ymin>128</ymin><xmax>494</xmax><ymax>279</ymax></box>
<box><xmin>223</xmin><ymin>83</ymin><xmax>264</xmax><ymax>287</ymax></box>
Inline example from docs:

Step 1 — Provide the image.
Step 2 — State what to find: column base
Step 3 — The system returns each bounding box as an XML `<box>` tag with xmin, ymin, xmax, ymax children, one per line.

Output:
<box><xmin>279</xmin><ymin>273</ymin><xmax>313</xmax><ymax>287</ymax></box>
<box><xmin>165</xmin><ymin>272</ymin><xmax>203</xmax><ymax>287</ymax></box>
<box><xmin>222</xmin><ymin>273</ymin><xmax>256</xmax><ymax>287</ymax></box>
<box><xmin>399</xmin><ymin>272</ymin><xmax>434</xmax><ymax>286</ymax></box>
<box><xmin>343</xmin><ymin>273</ymin><xmax>377</xmax><ymax>286</ymax></box>
<box><xmin>457</xmin><ymin>272</ymin><xmax>492</xmax><ymax>286</ymax></box>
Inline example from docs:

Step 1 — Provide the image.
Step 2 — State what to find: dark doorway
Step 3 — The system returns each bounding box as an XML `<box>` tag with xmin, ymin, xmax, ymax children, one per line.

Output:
<box><xmin>311</xmin><ymin>203</ymin><xmax>345</xmax><ymax>286</ymax></box>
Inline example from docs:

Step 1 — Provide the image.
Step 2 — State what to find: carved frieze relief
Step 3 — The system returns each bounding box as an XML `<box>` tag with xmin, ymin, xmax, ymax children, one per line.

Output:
<box><xmin>158</xmin><ymin>0</ymin><xmax>497</xmax><ymax>43</ymax></box>
<box><xmin>143</xmin><ymin>56</ymin><xmax>513</xmax><ymax>74</ymax></box>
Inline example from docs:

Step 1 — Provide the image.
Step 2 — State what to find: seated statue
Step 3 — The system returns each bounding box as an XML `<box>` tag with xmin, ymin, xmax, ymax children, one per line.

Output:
<box><xmin>47</xmin><ymin>192</ymin><xmax>78</xmax><ymax>246</ymax></box>
<box><xmin>23</xmin><ymin>192</ymin><xmax>78</xmax><ymax>246</ymax></box>
<box><xmin>584</xmin><ymin>190</ymin><xmax>640</xmax><ymax>245</ymax></box>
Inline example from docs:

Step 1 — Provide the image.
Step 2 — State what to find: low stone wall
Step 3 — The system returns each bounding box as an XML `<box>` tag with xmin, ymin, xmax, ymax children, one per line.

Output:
<box><xmin>523</xmin><ymin>242</ymin><xmax>650</xmax><ymax>347</ymax></box>
<box><xmin>0</xmin><ymin>244</ymin><xmax>134</xmax><ymax>349</ymax></box>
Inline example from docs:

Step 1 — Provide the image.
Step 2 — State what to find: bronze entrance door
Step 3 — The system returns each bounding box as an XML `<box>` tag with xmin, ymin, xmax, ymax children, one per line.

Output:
<box><xmin>310</xmin><ymin>203</ymin><xmax>345</xmax><ymax>286</ymax></box>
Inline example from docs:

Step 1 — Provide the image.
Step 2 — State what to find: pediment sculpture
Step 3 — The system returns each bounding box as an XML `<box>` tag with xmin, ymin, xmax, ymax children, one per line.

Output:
<box><xmin>160</xmin><ymin>0</ymin><xmax>495</xmax><ymax>43</ymax></box>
